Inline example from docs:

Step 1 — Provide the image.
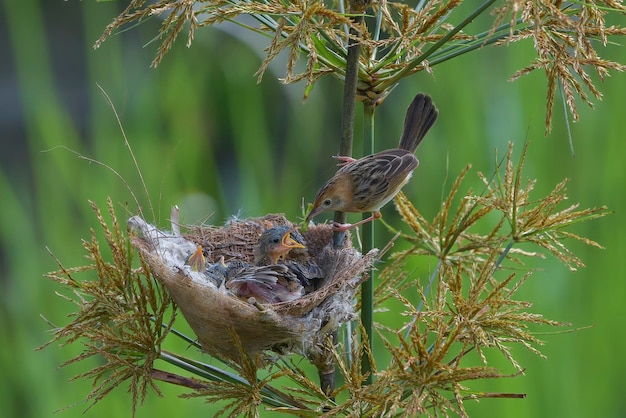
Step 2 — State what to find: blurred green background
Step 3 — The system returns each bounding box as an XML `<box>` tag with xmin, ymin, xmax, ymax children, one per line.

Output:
<box><xmin>2</xmin><ymin>0</ymin><xmax>625</xmax><ymax>417</ymax></box>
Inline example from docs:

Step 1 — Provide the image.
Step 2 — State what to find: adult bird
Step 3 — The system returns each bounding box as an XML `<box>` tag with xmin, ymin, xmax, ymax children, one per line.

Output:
<box><xmin>306</xmin><ymin>93</ymin><xmax>438</xmax><ymax>231</ymax></box>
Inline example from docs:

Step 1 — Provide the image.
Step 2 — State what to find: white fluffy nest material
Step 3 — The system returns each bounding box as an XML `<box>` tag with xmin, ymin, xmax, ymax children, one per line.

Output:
<box><xmin>127</xmin><ymin>213</ymin><xmax>378</xmax><ymax>364</ymax></box>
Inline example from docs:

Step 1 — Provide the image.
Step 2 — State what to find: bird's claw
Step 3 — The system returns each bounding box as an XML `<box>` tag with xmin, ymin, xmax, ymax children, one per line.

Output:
<box><xmin>332</xmin><ymin>155</ymin><xmax>357</xmax><ymax>167</ymax></box>
<box><xmin>331</xmin><ymin>221</ymin><xmax>355</xmax><ymax>232</ymax></box>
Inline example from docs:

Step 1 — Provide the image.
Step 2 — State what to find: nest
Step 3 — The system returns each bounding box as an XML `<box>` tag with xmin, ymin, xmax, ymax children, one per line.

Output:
<box><xmin>128</xmin><ymin>213</ymin><xmax>378</xmax><ymax>366</ymax></box>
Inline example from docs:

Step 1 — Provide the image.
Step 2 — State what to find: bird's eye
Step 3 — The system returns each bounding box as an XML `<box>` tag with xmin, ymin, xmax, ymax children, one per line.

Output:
<box><xmin>272</xmin><ymin>238</ymin><xmax>280</xmax><ymax>244</ymax></box>
<box><xmin>323</xmin><ymin>198</ymin><xmax>332</xmax><ymax>207</ymax></box>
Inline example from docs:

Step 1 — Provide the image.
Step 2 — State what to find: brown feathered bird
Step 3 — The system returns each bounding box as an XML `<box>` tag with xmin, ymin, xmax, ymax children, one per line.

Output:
<box><xmin>254</xmin><ymin>226</ymin><xmax>306</xmax><ymax>265</ymax></box>
<box><xmin>225</xmin><ymin>263</ymin><xmax>304</xmax><ymax>304</ymax></box>
<box><xmin>306</xmin><ymin>93</ymin><xmax>438</xmax><ymax>231</ymax></box>
<box><xmin>185</xmin><ymin>245</ymin><xmax>207</xmax><ymax>272</ymax></box>
<box><xmin>255</xmin><ymin>226</ymin><xmax>324</xmax><ymax>292</ymax></box>
<box><xmin>189</xmin><ymin>227</ymin><xmax>322</xmax><ymax>303</ymax></box>
<box><xmin>225</xmin><ymin>226</ymin><xmax>309</xmax><ymax>304</ymax></box>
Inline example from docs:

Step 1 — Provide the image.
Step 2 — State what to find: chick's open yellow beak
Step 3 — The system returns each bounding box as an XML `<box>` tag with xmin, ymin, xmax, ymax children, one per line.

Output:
<box><xmin>281</xmin><ymin>230</ymin><xmax>305</xmax><ymax>250</ymax></box>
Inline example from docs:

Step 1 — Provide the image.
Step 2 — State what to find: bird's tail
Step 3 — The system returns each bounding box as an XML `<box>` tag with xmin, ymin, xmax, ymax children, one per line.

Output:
<box><xmin>398</xmin><ymin>93</ymin><xmax>438</xmax><ymax>152</ymax></box>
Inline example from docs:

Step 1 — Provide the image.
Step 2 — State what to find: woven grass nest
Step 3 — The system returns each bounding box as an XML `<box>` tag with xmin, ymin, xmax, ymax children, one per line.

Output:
<box><xmin>128</xmin><ymin>213</ymin><xmax>378</xmax><ymax>366</ymax></box>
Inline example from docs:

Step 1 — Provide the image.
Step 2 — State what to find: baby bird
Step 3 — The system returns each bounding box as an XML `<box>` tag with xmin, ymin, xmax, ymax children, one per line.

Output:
<box><xmin>223</xmin><ymin>226</ymin><xmax>307</xmax><ymax>304</ymax></box>
<box><xmin>255</xmin><ymin>225</ymin><xmax>305</xmax><ymax>265</ymax></box>
<box><xmin>186</xmin><ymin>247</ymin><xmax>229</xmax><ymax>287</ymax></box>
<box><xmin>187</xmin><ymin>226</ymin><xmax>322</xmax><ymax>304</ymax></box>
<box><xmin>225</xmin><ymin>263</ymin><xmax>304</xmax><ymax>304</ymax></box>
<box><xmin>185</xmin><ymin>245</ymin><xmax>207</xmax><ymax>272</ymax></box>
<box><xmin>255</xmin><ymin>226</ymin><xmax>324</xmax><ymax>292</ymax></box>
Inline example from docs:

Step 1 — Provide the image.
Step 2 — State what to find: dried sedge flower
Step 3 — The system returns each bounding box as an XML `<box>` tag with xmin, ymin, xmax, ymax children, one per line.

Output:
<box><xmin>41</xmin><ymin>198</ymin><xmax>176</xmax><ymax>415</ymax></box>
<box><xmin>349</xmin><ymin>141</ymin><xmax>610</xmax><ymax>416</ymax></box>
<box><xmin>94</xmin><ymin>1</ymin><xmax>626</xmax><ymax>129</ymax></box>
<box><xmin>496</xmin><ymin>0</ymin><xmax>626</xmax><ymax>131</ymax></box>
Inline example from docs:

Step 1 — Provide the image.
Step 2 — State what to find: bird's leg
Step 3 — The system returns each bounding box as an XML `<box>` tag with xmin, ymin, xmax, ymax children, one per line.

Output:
<box><xmin>331</xmin><ymin>211</ymin><xmax>382</xmax><ymax>232</ymax></box>
<box><xmin>332</xmin><ymin>155</ymin><xmax>357</xmax><ymax>167</ymax></box>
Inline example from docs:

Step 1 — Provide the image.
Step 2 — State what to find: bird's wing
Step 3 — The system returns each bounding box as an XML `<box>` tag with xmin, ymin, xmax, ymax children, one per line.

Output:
<box><xmin>227</xmin><ymin>265</ymin><xmax>299</xmax><ymax>285</ymax></box>
<box><xmin>226</xmin><ymin>264</ymin><xmax>303</xmax><ymax>303</ymax></box>
<box><xmin>345</xmin><ymin>149</ymin><xmax>417</xmax><ymax>211</ymax></box>
<box><xmin>283</xmin><ymin>260</ymin><xmax>324</xmax><ymax>287</ymax></box>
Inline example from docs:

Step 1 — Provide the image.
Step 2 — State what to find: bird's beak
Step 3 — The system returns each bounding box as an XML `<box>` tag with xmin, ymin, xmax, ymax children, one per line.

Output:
<box><xmin>305</xmin><ymin>205</ymin><xmax>322</xmax><ymax>223</ymax></box>
<box><xmin>186</xmin><ymin>245</ymin><xmax>206</xmax><ymax>272</ymax></box>
<box><xmin>281</xmin><ymin>229</ymin><xmax>305</xmax><ymax>250</ymax></box>
<box><xmin>267</xmin><ymin>229</ymin><xmax>306</xmax><ymax>264</ymax></box>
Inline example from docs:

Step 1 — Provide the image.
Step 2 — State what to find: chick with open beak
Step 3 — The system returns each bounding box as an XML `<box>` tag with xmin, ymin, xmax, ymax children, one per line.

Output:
<box><xmin>185</xmin><ymin>226</ymin><xmax>316</xmax><ymax>304</ymax></box>
<box><xmin>256</xmin><ymin>225</ymin><xmax>325</xmax><ymax>292</ymax></box>
<box><xmin>185</xmin><ymin>245</ymin><xmax>207</xmax><ymax>272</ymax></box>
<box><xmin>255</xmin><ymin>226</ymin><xmax>305</xmax><ymax>265</ymax></box>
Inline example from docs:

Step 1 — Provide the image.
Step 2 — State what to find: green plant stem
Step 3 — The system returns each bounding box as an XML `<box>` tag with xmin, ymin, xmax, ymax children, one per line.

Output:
<box><xmin>559</xmin><ymin>82</ymin><xmax>576</xmax><ymax>157</ymax></box>
<box><xmin>326</xmin><ymin>11</ymin><xmax>364</xmax><ymax>399</ymax></box>
<box><xmin>332</xmin><ymin>20</ymin><xmax>362</xmax><ymax>248</ymax></box>
<box><xmin>361</xmin><ymin>101</ymin><xmax>376</xmax><ymax>385</ymax></box>
<box><xmin>160</xmin><ymin>351</ymin><xmax>248</xmax><ymax>387</ymax></box>
<box><xmin>159</xmin><ymin>351</ymin><xmax>303</xmax><ymax>409</ymax></box>
<box><xmin>333</xmin><ymin>16</ymin><xmax>363</xmax><ymax>248</ymax></box>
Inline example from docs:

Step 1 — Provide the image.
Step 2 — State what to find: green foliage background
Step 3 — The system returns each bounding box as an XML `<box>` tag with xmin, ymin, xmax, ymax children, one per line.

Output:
<box><xmin>2</xmin><ymin>0</ymin><xmax>625</xmax><ymax>417</ymax></box>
